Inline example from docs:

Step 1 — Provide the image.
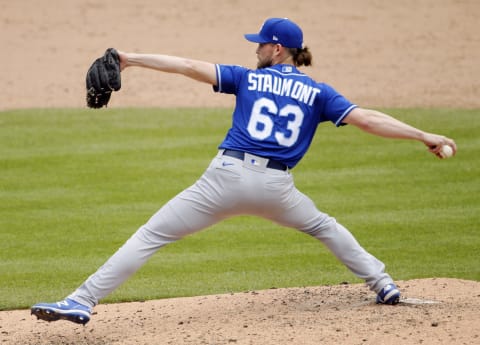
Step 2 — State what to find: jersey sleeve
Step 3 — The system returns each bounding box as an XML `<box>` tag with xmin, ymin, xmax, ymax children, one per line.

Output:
<box><xmin>213</xmin><ymin>64</ymin><xmax>249</xmax><ymax>95</ymax></box>
<box><xmin>319</xmin><ymin>83</ymin><xmax>357</xmax><ymax>127</ymax></box>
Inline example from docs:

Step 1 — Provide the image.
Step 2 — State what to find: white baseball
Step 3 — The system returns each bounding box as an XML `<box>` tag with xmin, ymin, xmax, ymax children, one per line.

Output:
<box><xmin>439</xmin><ymin>145</ymin><xmax>453</xmax><ymax>158</ymax></box>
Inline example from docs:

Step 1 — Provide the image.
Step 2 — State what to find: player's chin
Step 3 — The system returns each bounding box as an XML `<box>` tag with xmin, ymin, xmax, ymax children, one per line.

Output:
<box><xmin>257</xmin><ymin>59</ymin><xmax>273</xmax><ymax>69</ymax></box>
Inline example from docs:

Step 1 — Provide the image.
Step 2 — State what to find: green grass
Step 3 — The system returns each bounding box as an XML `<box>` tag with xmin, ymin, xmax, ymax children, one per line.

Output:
<box><xmin>1</xmin><ymin>107</ymin><xmax>478</xmax><ymax>310</ymax></box>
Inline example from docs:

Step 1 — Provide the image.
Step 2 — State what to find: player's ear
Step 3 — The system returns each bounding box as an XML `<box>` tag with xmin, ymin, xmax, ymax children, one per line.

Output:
<box><xmin>273</xmin><ymin>44</ymin><xmax>285</xmax><ymax>57</ymax></box>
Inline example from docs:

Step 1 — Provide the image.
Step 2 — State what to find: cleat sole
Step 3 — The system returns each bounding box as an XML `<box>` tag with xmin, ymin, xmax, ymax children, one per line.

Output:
<box><xmin>31</xmin><ymin>307</ymin><xmax>90</xmax><ymax>325</ymax></box>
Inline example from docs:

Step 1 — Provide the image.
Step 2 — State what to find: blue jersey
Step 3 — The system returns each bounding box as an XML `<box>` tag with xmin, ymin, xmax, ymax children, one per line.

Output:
<box><xmin>214</xmin><ymin>64</ymin><xmax>357</xmax><ymax>168</ymax></box>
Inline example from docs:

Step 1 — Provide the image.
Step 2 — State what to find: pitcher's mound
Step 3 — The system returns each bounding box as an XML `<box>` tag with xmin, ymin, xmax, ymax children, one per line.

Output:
<box><xmin>1</xmin><ymin>278</ymin><xmax>479</xmax><ymax>345</ymax></box>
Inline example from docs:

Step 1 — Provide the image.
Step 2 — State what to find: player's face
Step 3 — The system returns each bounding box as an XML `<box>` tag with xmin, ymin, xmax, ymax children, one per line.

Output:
<box><xmin>256</xmin><ymin>43</ymin><xmax>275</xmax><ymax>68</ymax></box>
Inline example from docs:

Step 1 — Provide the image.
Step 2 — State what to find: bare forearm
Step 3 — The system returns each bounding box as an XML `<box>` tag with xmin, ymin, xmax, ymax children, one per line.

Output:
<box><xmin>344</xmin><ymin>107</ymin><xmax>457</xmax><ymax>157</ymax></box>
<box><xmin>119</xmin><ymin>52</ymin><xmax>217</xmax><ymax>85</ymax></box>
<box><xmin>348</xmin><ymin>109</ymin><xmax>425</xmax><ymax>141</ymax></box>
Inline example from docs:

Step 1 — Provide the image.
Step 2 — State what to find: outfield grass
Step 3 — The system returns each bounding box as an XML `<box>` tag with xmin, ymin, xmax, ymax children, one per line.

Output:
<box><xmin>1</xmin><ymin>107</ymin><xmax>478</xmax><ymax>310</ymax></box>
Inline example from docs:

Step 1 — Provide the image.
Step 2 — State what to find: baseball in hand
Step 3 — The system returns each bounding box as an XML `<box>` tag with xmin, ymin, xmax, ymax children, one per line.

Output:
<box><xmin>439</xmin><ymin>145</ymin><xmax>453</xmax><ymax>159</ymax></box>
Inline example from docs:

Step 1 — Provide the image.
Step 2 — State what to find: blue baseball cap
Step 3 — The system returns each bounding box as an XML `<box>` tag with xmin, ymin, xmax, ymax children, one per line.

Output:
<box><xmin>244</xmin><ymin>18</ymin><xmax>303</xmax><ymax>49</ymax></box>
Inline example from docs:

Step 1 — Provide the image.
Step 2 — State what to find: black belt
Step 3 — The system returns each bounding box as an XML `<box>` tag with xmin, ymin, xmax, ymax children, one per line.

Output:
<box><xmin>222</xmin><ymin>149</ymin><xmax>288</xmax><ymax>171</ymax></box>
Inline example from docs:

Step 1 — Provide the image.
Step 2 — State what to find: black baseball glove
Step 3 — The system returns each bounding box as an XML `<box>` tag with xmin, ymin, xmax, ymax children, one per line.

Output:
<box><xmin>86</xmin><ymin>48</ymin><xmax>121</xmax><ymax>108</ymax></box>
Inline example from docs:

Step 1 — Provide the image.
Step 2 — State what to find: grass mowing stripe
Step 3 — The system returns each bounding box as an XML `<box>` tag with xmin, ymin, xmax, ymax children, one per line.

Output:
<box><xmin>0</xmin><ymin>107</ymin><xmax>478</xmax><ymax>310</ymax></box>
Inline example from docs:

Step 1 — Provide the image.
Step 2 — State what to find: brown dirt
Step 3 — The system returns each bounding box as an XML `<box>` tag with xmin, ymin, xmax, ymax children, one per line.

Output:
<box><xmin>1</xmin><ymin>279</ymin><xmax>480</xmax><ymax>345</ymax></box>
<box><xmin>1</xmin><ymin>1</ymin><xmax>479</xmax><ymax>344</ymax></box>
<box><xmin>1</xmin><ymin>0</ymin><xmax>479</xmax><ymax>110</ymax></box>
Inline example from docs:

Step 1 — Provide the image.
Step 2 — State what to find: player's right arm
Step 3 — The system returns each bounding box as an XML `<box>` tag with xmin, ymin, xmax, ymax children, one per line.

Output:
<box><xmin>118</xmin><ymin>52</ymin><xmax>217</xmax><ymax>86</ymax></box>
<box><xmin>343</xmin><ymin>107</ymin><xmax>457</xmax><ymax>157</ymax></box>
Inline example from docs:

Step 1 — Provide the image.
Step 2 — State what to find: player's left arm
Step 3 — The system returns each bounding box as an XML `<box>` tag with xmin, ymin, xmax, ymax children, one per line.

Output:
<box><xmin>118</xmin><ymin>52</ymin><xmax>218</xmax><ymax>86</ymax></box>
<box><xmin>343</xmin><ymin>107</ymin><xmax>457</xmax><ymax>157</ymax></box>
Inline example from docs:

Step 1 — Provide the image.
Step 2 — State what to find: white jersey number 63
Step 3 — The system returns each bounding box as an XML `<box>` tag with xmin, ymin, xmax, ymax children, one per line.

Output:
<box><xmin>247</xmin><ymin>97</ymin><xmax>304</xmax><ymax>147</ymax></box>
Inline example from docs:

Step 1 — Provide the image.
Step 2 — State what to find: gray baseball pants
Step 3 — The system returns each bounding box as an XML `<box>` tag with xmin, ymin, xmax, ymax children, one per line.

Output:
<box><xmin>69</xmin><ymin>150</ymin><xmax>394</xmax><ymax>308</ymax></box>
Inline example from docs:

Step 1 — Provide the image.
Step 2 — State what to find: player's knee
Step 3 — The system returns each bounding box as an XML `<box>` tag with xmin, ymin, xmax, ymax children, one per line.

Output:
<box><xmin>300</xmin><ymin>215</ymin><xmax>337</xmax><ymax>238</ymax></box>
<box><xmin>136</xmin><ymin>224</ymin><xmax>183</xmax><ymax>246</ymax></box>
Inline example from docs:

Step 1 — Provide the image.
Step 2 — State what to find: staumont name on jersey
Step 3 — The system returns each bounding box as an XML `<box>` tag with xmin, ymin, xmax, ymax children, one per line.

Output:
<box><xmin>247</xmin><ymin>72</ymin><xmax>321</xmax><ymax>106</ymax></box>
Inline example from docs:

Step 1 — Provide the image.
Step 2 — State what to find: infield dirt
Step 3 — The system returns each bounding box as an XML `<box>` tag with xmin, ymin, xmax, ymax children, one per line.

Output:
<box><xmin>1</xmin><ymin>1</ymin><xmax>479</xmax><ymax>344</ymax></box>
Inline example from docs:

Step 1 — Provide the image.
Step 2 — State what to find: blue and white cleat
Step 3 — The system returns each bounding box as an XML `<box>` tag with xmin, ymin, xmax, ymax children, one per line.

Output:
<box><xmin>376</xmin><ymin>283</ymin><xmax>401</xmax><ymax>305</ymax></box>
<box><xmin>31</xmin><ymin>298</ymin><xmax>92</xmax><ymax>325</ymax></box>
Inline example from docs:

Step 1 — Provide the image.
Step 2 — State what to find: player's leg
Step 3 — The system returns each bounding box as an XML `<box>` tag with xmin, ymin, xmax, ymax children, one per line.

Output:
<box><xmin>66</xmin><ymin>201</ymin><xmax>218</xmax><ymax>307</ymax></box>
<box><xmin>32</xmin><ymin>183</ymin><xmax>226</xmax><ymax>323</ymax></box>
<box><xmin>67</xmin><ymin>161</ymin><xmax>238</xmax><ymax>308</ymax></box>
<box><xmin>32</xmin><ymin>157</ymin><xmax>243</xmax><ymax>323</ymax></box>
<box><xmin>261</xmin><ymin>175</ymin><xmax>396</xmax><ymax>296</ymax></box>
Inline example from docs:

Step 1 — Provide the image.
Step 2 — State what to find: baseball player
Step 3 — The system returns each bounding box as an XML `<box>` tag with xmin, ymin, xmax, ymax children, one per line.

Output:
<box><xmin>31</xmin><ymin>17</ymin><xmax>456</xmax><ymax>325</ymax></box>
